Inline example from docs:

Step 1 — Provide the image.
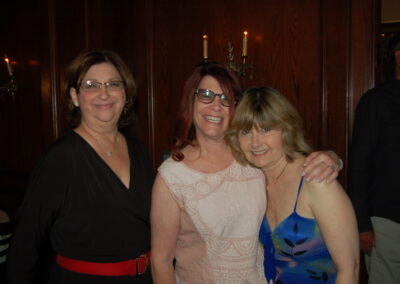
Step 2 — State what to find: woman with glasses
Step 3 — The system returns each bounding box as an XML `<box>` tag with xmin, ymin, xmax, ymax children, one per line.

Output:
<box><xmin>7</xmin><ymin>50</ymin><xmax>153</xmax><ymax>283</ymax></box>
<box><xmin>150</xmin><ymin>62</ymin><xmax>342</xmax><ymax>283</ymax></box>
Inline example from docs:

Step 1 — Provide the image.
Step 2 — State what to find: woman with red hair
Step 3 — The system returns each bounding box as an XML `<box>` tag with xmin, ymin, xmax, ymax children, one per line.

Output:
<box><xmin>150</xmin><ymin>62</ymin><xmax>341</xmax><ymax>283</ymax></box>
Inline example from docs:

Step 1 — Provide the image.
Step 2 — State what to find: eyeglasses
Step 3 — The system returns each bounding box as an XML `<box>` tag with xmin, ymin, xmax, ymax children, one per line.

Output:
<box><xmin>195</xmin><ymin>88</ymin><xmax>234</xmax><ymax>107</ymax></box>
<box><xmin>80</xmin><ymin>80</ymin><xmax>124</xmax><ymax>92</ymax></box>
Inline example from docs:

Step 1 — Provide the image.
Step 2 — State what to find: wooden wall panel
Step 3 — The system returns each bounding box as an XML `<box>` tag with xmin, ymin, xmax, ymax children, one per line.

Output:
<box><xmin>350</xmin><ymin>0</ymin><xmax>377</xmax><ymax>130</ymax></box>
<box><xmin>323</xmin><ymin>0</ymin><xmax>351</xmax><ymax>185</ymax></box>
<box><xmin>0</xmin><ymin>0</ymin><xmax>52</xmax><ymax>217</ymax></box>
<box><xmin>0</xmin><ymin>1</ymin><xmax>377</xmax><ymax>282</ymax></box>
<box><xmin>151</xmin><ymin>0</ymin><xmax>325</xmax><ymax>167</ymax></box>
<box><xmin>52</xmin><ymin>0</ymin><xmax>91</xmax><ymax>135</ymax></box>
<box><xmin>52</xmin><ymin>0</ymin><xmax>152</xmax><ymax>158</ymax></box>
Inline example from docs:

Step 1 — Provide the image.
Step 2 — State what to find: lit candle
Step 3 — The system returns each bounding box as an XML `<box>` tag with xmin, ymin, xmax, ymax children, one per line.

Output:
<box><xmin>242</xmin><ymin>31</ymin><xmax>248</xmax><ymax>57</ymax></box>
<box><xmin>4</xmin><ymin>55</ymin><xmax>13</xmax><ymax>76</ymax></box>
<box><xmin>203</xmin><ymin>35</ymin><xmax>208</xmax><ymax>59</ymax></box>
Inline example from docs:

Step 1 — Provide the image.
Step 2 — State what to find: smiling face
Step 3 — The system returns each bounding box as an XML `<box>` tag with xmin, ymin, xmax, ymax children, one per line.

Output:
<box><xmin>193</xmin><ymin>75</ymin><xmax>230</xmax><ymax>142</ymax></box>
<box><xmin>238</xmin><ymin>125</ymin><xmax>286</xmax><ymax>171</ymax></box>
<box><xmin>70</xmin><ymin>62</ymin><xmax>126</xmax><ymax>128</ymax></box>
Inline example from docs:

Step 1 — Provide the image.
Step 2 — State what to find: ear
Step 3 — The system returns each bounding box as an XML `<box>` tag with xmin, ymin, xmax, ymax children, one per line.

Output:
<box><xmin>70</xmin><ymin>88</ymin><xmax>79</xmax><ymax>107</ymax></box>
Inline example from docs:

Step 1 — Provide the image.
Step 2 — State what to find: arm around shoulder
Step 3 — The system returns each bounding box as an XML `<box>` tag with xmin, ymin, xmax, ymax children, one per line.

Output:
<box><xmin>307</xmin><ymin>180</ymin><xmax>360</xmax><ymax>284</ymax></box>
<box><xmin>151</xmin><ymin>173</ymin><xmax>181</xmax><ymax>284</ymax></box>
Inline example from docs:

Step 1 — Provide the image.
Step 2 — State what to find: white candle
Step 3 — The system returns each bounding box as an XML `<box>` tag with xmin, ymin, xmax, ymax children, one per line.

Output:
<box><xmin>4</xmin><ymin>55</ymin><xmax>13</xmax><ymax>76</ymax></box>
<box><xmin>242</xmin><ymin>31</ymin><xmax>248</xmax><ymax>57</ymax></box>
<box><xmin>203</xmin><ymin>35</ymin><xmax>208</xmax><ymax>59</ymax></box>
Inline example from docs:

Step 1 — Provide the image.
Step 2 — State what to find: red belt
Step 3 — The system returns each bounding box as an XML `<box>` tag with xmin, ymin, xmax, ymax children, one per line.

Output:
<box><xmin>56</xmin><ymin>251</ymin><xmax>151</xmax><ymax>276</ymax></box>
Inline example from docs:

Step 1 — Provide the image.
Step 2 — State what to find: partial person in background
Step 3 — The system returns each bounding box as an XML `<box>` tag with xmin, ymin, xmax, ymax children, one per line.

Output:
<box><xmin>7</xmin><ymin>49</ymin><xmax>153</xmax><ymax>283</ymax></box>
<box><xmin>348</xmin><ymin>33</ymin><xmax>400</xmax><ymax>284</ymax></box>
<box><xmin>0</xmin><ymin>209</ymin><xmax>12</xmax><ymax>283</ymax></box>
<box><xmin>227</xmin><ymin>86</ymin><xmax>359</xmax><ymax>284</ymax></box>
<box><xmin>150</xmin><ymin>62</ymin><xmax>342</xmax><ymax>283</ymax></box>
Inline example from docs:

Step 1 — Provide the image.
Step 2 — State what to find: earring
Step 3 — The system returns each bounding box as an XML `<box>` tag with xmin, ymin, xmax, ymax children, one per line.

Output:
<box><xmin>73</xmin><ymin>101</ymin><xmax>79</xmax><ymax>107</ymax></box>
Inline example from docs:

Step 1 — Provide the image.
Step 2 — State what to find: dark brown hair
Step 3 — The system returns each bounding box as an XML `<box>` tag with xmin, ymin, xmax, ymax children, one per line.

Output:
<box><xmin>64</xmin><ymin>49</ymin><xmax>136</xmax><ymax>128</ymax></box>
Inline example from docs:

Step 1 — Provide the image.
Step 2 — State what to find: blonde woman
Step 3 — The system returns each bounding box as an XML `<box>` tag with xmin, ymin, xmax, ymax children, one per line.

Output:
<box><xmin>227</xmin><ymin>86</ymin><xmax>359</xmax><ymax>283</ymax></box>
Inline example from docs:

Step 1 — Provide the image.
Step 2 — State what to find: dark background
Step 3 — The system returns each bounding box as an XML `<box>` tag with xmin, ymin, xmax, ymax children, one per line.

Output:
<box><xmin>1</xmin><ymin>1</ymin><xmax>397</xmax><ymax>283</ymax></box>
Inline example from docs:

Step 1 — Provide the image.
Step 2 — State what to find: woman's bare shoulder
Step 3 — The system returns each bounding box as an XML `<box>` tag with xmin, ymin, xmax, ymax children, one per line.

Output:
<box><xmin>303</xmin><ymin>178</ymin><xmax>343</xmax><ymax>196</ymax></box>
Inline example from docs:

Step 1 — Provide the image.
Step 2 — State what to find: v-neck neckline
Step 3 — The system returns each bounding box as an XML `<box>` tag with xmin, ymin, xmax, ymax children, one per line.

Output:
<box><xmin>264</xmin><ymin>211</ymin><xmax>315</xmax><ymax>233</ymax></box>
<box><xmin>265</xmin><ymin>176</ymin><xmax>313</xmax><ymax>232</ymax></box>
<box><xmin>72</xmin><ymin>131</ymin><xmax>132</xmax><ymax>191</ymax></box>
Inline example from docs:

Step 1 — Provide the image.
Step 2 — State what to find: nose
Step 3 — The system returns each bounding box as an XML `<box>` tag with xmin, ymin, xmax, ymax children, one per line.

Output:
<box><xmin>250</xmin><ymin>131</ymin><xmax>260</xmax><ymax>148</ymax></box>
<box><xmin>98</xmin><ymin>85</ymin><xmax>110</xmax><ymax>99</ymax></box>
<box><xmin>210</xmin><ymin>95</ymin><xmax>223</xmax><ymax>110</ymax></box>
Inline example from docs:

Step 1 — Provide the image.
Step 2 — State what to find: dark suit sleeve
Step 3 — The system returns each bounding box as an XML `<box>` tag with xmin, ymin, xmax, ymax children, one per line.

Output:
<box><xmin>347</xmin><ymin>91</ymin><xmax>379</xmax><ymax>233</ymax></box>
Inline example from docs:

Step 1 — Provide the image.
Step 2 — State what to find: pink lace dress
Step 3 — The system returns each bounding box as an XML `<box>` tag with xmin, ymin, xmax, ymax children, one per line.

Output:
<box><xmin>158</xmin><ymin>158</ymin><xmax>267</xmax><ymax>284</ymax></box>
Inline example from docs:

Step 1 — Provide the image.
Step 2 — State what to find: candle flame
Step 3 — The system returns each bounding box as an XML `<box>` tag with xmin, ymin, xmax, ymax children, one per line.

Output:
<box><xmin>203</xmin><ymin>34</ymin><xmax>207</xmax><ymax>39</ymax></box>
<box><xmin>4</xmin><ymin>57</ymin><xmax>9</xmax><ymax>63</ymax></box>
<box><xmin>244</xmin><ymin>31</ymin><xmax>248</xmax><ymax>36</ymax></box>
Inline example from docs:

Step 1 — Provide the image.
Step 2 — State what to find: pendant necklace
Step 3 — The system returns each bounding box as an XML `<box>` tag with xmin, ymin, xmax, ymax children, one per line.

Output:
<box><xmin>85</xmin><ymin>130</ymin><xmax>119</xmax><ymax>157</ymax></box>
<box><xmin>100</xmin><ymin>135</ymin><xmax>119</xmax><ymax>157</ymax></box>
<box><xmin>270</xmin><ymin>161</ymin><xmax>288</xmax><ymax>185</ymax></box>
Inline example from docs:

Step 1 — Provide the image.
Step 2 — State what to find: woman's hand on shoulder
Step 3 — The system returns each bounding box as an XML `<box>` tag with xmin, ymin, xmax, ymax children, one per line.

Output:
<box><xmin>303</xmin><ymin>151</ymin><xmax>341</xmax><ymax>183</ymax></box>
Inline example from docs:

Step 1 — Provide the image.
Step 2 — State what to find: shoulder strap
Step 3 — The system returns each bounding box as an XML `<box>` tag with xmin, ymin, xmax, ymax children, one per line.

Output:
<box><xmin>293</xmin><ymin>176</ymin><xmax>305</xmax><ymax>213</ymax></box>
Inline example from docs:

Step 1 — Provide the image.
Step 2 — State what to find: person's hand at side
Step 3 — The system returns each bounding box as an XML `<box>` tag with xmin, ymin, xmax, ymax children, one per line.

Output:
<box><xmin>359</xmin><ymin>231</ymin><xmax>375</xmax><ymax>256</ymax></box>
<box><xmin>151</xmin><ymin>174</ymin><xmax>180</xmax><ymax>284</ymax></box>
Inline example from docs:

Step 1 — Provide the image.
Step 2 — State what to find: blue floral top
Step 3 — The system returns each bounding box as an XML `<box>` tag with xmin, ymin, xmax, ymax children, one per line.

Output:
<box><xmin>259</xmin><ymin>176</ymin><xmax>337</xmax><ymax>283</ymax></box>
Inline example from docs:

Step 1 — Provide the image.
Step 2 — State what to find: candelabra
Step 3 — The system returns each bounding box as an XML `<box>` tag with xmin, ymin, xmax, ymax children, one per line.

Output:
<box><xmin>0</xmin><ymin>75</ymin><xmax>17</xmax><ymax>101</ymax></box>
<box><xmin>1</xmin><ymin>55</ymin><xmax>17</xmax><ymax>101</ymax></box>
<box><xmin>201</xmin><ymin>32</ymin><xmax>253</xmax><ymax>79</ymax></box>
<box><xmin>226</xmin><ymin>41</ymin><xmax>253</xmax><ymax>79</ymax></box>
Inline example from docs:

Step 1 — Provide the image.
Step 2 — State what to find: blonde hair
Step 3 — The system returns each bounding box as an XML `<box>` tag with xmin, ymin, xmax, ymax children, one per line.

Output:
<box><xmin>226</xmin><ymin>86</ymin><xmax>312</xmax><ymax>165</ymax></box>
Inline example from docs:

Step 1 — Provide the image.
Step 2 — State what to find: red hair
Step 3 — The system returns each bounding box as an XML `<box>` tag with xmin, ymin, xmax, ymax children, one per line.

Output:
<box><xmin>171</xmin><ymin>62</ymin><xmax>243</xmax><ymax>161</ymax></box>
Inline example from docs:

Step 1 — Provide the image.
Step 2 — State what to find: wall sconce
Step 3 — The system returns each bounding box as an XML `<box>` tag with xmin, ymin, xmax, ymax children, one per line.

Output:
<box><xmin>226</xmin><ymin>31</ymin><xmax>253</xmax><ymax>79</ymax></box>
<box><xmin>202</xmin><ymin>32</ymin><xmax>253</xmax><ymax>79</ymax></box>
<box><xmin>0</xmin><ymin>54</ymin><xmax>18</xmax><ymax>101</ymax></box>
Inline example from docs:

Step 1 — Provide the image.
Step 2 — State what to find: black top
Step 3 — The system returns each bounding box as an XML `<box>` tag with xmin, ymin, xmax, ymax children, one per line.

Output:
<box><xmin>348</xmin><ymin>78</ymin><xmax>400</xmax><ymax>232</ymax></box>
<box><xmin>7</xmin><ymin>131</ymin><xmax>154</xmax><ymax>283</ymax></box>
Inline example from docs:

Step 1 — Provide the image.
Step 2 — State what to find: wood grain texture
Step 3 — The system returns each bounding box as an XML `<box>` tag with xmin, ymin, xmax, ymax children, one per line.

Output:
<box><xmin>0</xmin><ymin>1</ymin><xmax>378</xmax><ymax>282</ymax></box>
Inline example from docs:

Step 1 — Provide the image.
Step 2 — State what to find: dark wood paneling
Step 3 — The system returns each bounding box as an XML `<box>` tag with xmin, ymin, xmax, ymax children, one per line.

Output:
<box><xmin>0</xmin><ymin>1</ymin><xmax>378</xmax><ymax>189</ymax></box>
<box><xmin>0</xmin><ymin>0</ymin><xmax>378</xmax><ymax>193</ymax></box>
<box><xmin>52</xmin><ymin>0</ymin><xmax>152</xmax><ymax>160</ymax></box>
<box><xmin>349</xmin><ymin>0</ymin><xmax>377</xmax><ymax>130</ymax></box>
<box><xmin>0</xmin><ymin>1</ymin><xmax>377</xmax><ymax>282</ymax></box>
<box><xmin>53</xmin><ymin>0</ymin><xmax>89</xmax><ymax>135</ymax></box>
<box><xmin>0</xmin><ymin>0</ymin><xmax>52</xmax><ymax>218</ymax></box>
<box><xmin>323</xmin><ymin>0</ymin><xmax>351</xmax><ymax>185</ymax></box>
<box><xmin>151</xmin><ymin>0</ymin><xmax>325</xmax><ymax>167</ymax></box>
<box><xmin>0</xmin><ymin>0</ymin><xmax>51</xmax><ymax>172</ymax></box>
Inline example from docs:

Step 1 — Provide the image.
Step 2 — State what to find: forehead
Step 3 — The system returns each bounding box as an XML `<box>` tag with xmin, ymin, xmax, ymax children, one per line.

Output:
<box><xmin>197</xmin><ymin>75</ymin><xmax>223</xmax><ymax>93</ymax></box>
<box><xmin>236</xmin><ymin>112</ymin><xmax>276</xmax><ymax>130</ymax></box>
<box><xmin>83</xmin><ymin>62</ymin><xmax>121</xmax><ymax>80</ymax></box>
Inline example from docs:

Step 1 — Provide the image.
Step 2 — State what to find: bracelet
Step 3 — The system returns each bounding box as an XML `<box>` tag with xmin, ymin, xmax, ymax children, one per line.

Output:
<box><xmin>338</xmin><ymin>158</ymin><xmax>344</xmax><ymax>171</ymax></box>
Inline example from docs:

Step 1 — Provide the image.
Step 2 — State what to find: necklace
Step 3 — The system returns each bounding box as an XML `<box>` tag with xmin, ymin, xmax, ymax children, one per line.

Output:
<box><xmin>83</xmin><ymin>129</ymin><xmax>120</xmax><ymax>157</ymax></box>
<box><xmin>100</xmin><ymin>135</ymin><xmax>119</xmax><ymax>157</ymax></box>
<box><xmin>270</xmin><ymin>161</ymin><xmax>288</xmax><ymax>185</ymax></box>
